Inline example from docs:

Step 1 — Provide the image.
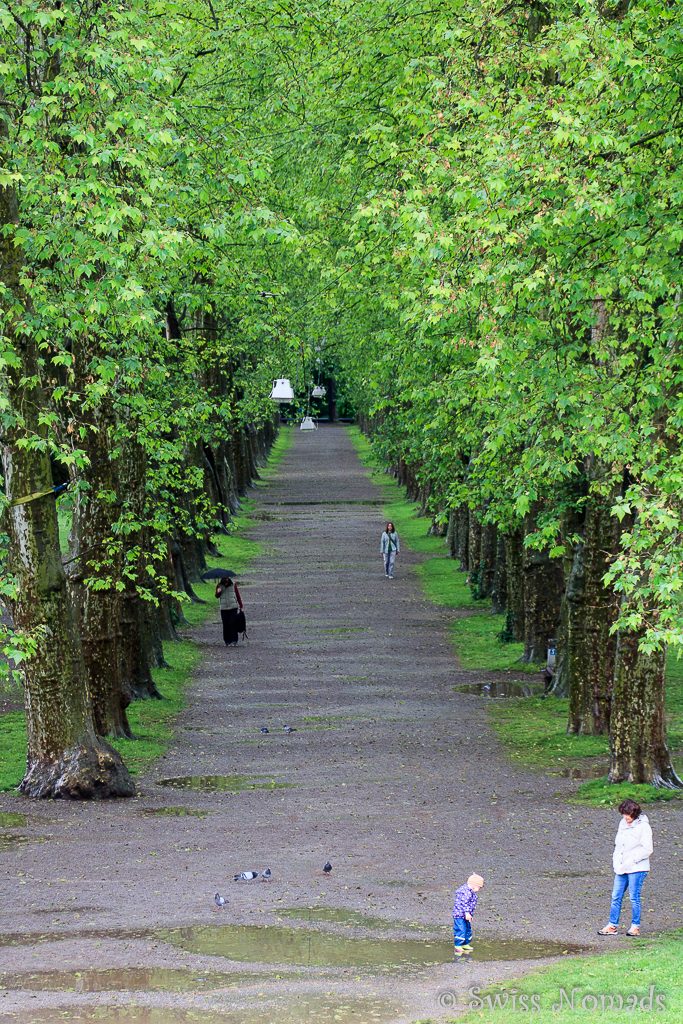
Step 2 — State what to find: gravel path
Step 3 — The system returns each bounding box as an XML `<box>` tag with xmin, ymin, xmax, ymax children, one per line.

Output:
<box><xmin>0</xmin><ymin>424</ymin><xmax>681</xmax><ymax>1023</ymax></box>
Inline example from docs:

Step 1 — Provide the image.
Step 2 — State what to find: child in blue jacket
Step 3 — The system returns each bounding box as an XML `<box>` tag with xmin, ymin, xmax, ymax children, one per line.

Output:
<box><xmin>452</xmin><ymin>873</ymin><xmax>484</xmax><ymax>956</ymax></box>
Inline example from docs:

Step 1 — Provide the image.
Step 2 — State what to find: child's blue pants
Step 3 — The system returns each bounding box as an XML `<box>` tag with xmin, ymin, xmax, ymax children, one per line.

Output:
<box><xmin>453</xmin><ymin>917</ymin><xmax>472</xmax><ymax>947</ymax></box>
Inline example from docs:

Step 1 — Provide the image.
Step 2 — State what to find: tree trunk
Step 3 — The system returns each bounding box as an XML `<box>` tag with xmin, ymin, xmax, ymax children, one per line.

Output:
<box><xmin>455</xmin><ymin>506</ymin><xmax>469</xmax><ymax>570</ymax></box>
<box><xmin>491</xmin><ymin>534</ymin><xmax>507</xmax><ymax>615</ymax></box>
<box><xmin>522</xmin><ymin>537</ymin><xmax>564</xmax><ymax>664</ymax></box>
<box><xmin>0</xmin><ymin>146</ymin><xmax>133</xmax><ymax>798</ymax></box>
<box><xmin>119</xmin><ymin>592</ymin><xmax>161</xmax><ymax>701</ymax></box>
<box><xmin>117</xmin><ymin>438</ymin><xmax>161</xmax><ymax>700</ymax></box>
<box><xmin>467</xmin><ymin>516</ymin><xmax>481</xmax><ymax>579</ymax></box>
<box><xmin>232</xmin><ymin>431</ymin><xmax>249</xmax><ymax>494</ymax></box>
<box><xmin>566</xmin><ymin>494</ymin><xmax>620</xmax><ymax>735</ymax></box>
<box><xmin>203</xmin><ymin>444</ymin><xmax>229</xmax><ymax>532</ymax></box>
<box><xmin>69</xmin><ymin>394</ymin><xmax>131</xmax><ymax>739</ymax></box>
<box><xmin>504</xmin><ymin>529</ymin><xmax>525</xmax><ymax>642</ymax></box>
<box><xmin>610</xmin><ymin>625</ymin><xmax>681</xmax><ymax>787</ymax></box>
<box><xmin>477</xmin><ymin>523</ymin><xmax>497</xmax><ymax>600</ymax></box>
<box><xmin>551</xmin><ymin>589</ymin><xmax>570</xmax><ymax>697</ymax></box>
<box><xmin>551</xmin><ymin>495</ymin><xmax>588</xmax><ymax>697</ymax></box>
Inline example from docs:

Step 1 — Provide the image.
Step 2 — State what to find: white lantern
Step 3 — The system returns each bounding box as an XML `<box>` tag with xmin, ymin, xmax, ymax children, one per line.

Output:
<box><xmin>311</xmin><ymin>385</ymin><xmax>326</xmax><ymax>399</ymax></box>
<box><xmin>299</xmin><ymin>416</ymin><xmax>317</xmax><ymax>431</ymax></box>
<box><xmin>270</xmin><ymin>378</ymin><xmax>294</xmax><ymax>402</ymax></box>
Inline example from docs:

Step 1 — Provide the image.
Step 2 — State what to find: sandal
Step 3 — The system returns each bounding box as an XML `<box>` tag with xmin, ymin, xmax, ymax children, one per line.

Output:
<box><xmin>626</xmin><ymin>926</ymin><xmax>641</xmax><ymax>937</ymax></box>
<box><xmin>597</xmin><ymin>924</ymin><xmax>618</xmax><ymax>935</ymax></box>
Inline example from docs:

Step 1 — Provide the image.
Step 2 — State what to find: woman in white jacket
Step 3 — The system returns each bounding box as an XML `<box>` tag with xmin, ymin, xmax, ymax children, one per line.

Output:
<box><xmin>598</xmin><ymin>798</ymin><xmax>653</xmax><ymax>937</ymax></box>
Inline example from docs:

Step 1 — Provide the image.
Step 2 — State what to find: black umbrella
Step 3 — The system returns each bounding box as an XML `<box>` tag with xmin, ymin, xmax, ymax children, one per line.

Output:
<box><xmin>201</xmin><ymin>568</ymin><xmax>237</xmax><ymax>580</ymax></box>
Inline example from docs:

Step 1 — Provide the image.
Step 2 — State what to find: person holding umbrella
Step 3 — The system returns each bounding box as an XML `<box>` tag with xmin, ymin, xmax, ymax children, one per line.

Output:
<box><xmin>204</xmin><ymin>569</ymin><xmax>244</xmax><ymax>647</ymax></box>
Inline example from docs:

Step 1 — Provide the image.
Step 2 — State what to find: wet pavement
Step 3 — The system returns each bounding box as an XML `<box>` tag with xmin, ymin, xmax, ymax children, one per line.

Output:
<box><xmin>1</xmin><ymin>425</ymin><xmax>681</xmax><ymax>1023</ymax></box>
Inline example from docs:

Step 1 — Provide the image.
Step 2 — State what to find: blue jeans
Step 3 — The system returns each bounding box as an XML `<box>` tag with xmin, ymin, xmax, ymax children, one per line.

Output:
<box><xmin>609</xmin><ymin>871</ymin><xmax>648</xmax><ymax>927</ymax></box>
<box><xmin>453</xmin><ymin>917</ymin><xmax>472</xmax><ymax>948</ymax></box>
<box><xmin>384</xmin><ymin>551</ymin><xmax>396</xmax><ymax>576</ymax></box>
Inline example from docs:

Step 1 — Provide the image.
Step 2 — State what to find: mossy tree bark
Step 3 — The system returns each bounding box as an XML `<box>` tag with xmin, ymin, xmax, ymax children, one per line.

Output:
<box><xmin>491</xmin><ymin>534</ymin><xmax>507</xmax><ymax>615</ymax></box>
<box><xmin>70</xmin><ymin>393</ymin><xmax>131</xmax><ymax>738</ymax></box>
<box><xmin>477</xmin><ymin>522</ymin><xmax>497</xmax><ymax>600</ymax></box>
<box><xmin>0</xmin><ymin>176</ymin><xmax>133</xmax><ymax>799</ymax></box>
<box><xmin>447</xmin><ymin>506</ymin><xmax>469</xmax><ymax>569</ymax></box>
<box><xmin>566</xmin><ymin>491</ymin><xmax>621</xmax><ymax>735</ymax></box>
<box><xmin>522</xmin><ymin>514</ymin><xmax>564</xmax><ymax>663</ymax></box>
<box><xmin>504</xmin><ymin>529</ymin><xmax>525</xmax><ymax>643</ymax></box>
<box><xmin>467</xmin><ymin>515</ymin><xmax>481</xmax><ymax>580</ymax></box>
<box><xmin>610</xmin><ymin>623</ymin><xmax>681</xmax><ymax>787</ymax></box>
<box><xmin>117</xmin><ymin>437</ymin><xmax>161</xmax><ymax>700</ymax></box>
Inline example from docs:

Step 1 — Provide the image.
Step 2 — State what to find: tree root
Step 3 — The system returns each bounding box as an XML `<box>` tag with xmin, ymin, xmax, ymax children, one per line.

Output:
<box><xmin>19</xmin><ymin>741</ymin><xmax>135</xmax><ymax>799</ymax></box>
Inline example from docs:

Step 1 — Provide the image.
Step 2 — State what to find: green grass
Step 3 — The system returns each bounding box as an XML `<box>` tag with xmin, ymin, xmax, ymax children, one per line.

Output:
<box><xmin>417</xmin><ymin>557</ymin><xmax>477</xmax><ymax>609</ymax></box>
<box><xmin>348</xmin><ymin>424</ymin><xmax>682</xmax><ymax>806</ymax></box>
<box><xmin>453</xmin><ymin>614</ymin><xmax>526</xmax><ymax>672</ymax></box>
<box><xmin>0</xmin><ymin>427</ymin><xmax>290</xmax><ymax>791</ymax></box>
<box><xmin>491</xmin><ymin>697</ymin><xmax>608</xmax><ymax>772</ymax></box>
<box><xmin>110</xmin><ymin>640</ymin><xmax>200</xmax><ymax>776</ymax></box>
<box><xmin>0</xmin><ymin>713</ymin><xmax>27</xmax><ymax>793</ymax></box>
<box><xmin>256</xmin><ymin>424</ymin><xmax>294</xmax><ymax>481</ymax></box>
<box><xmin>490</xmin><ymin>662</ymin><xmax>683</xmax><ymax>806</ymax></box>
<box><xmin>447</xmin><ymin>932</ymin><xmax>682</xmax><ymax>1024</ymax></box>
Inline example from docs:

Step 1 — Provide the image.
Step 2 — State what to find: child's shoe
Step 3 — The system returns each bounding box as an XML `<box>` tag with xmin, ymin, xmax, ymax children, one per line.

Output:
<box><xmin>453</xmin><ymin>947</ymin><xmax>464</xmax><ymax>958</ymax></box>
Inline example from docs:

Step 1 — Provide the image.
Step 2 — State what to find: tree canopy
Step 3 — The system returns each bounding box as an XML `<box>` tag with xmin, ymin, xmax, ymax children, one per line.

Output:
<box><xmin>1</xmin><ymin>0</ymin><xmax>682</xmax><ymax>794</ymax></box>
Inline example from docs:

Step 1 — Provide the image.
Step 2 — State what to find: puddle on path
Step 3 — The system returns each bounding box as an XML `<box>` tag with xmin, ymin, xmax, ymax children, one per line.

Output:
<box><xmin>454</xmin><ymin>681</ymin><xmax>544</xmax><ymax>698</ymax></box>
<box><xmin>320</xmin><ymin>626</ymin><xmax>366</xmax><ymax>634</ymax></box>
<box><xmin>156</xmin><ymin>776</ymin><xmax>290</xmax><ymax>793</ymax></box>
<box><xmin>551</xmin><ymin>764</ymin><xmax>607</xmax><ymax>780</ymax></box>
<box><xmin>3</xmin><ymin>996</ymin><xmax>396</xmax><ymax>1024</ymax></box>
<box><xmin>31</xmin><ymin>906</ymin><xmax>104</xmax><ymax>916</ymax></box>
<box><xmin>0</xmin><ymin>967</ymin><xmax>277</xmax><ymax>993</ymax></box>
<box><xmin>2</xmin><ymin>1011</ymin><xmax>226</xmax><ymax>1024</ymax></box>
<box><xmin>279</xmin><ymin>906</ymin><xmax>431</xmax><ymax>933</ymax></box>
<box><xmin>0</xmin><ymin>812</ymin><xmax>27</xmax><ymax>828</ymax></box>
<box><xmin>162</xmin><ymin>923</ymin><xmax>585</xmax><ymax>967</ymax></box>
<box><xmin>139</xmin><ymin>807</ymin><xmax>209</xmax><ymax>818</ymax></box>
<box><xmin>542</xmin><ymin>870</ymin><xmax>594</xmax><ymax>879</ymax></box>
<box><xmin>0</xmin><ymin>833</ymin><xmax>47</xmax><ymax>851</ymax></box>
<box><xmin>260</xmin><ymin>500</ymin><xmax>384</xmax><ymax>507</ymax></box>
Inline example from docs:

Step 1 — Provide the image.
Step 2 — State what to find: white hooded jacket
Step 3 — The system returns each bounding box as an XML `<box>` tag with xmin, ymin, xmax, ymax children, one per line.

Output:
<box><xmin>613</xmin><ymin>813</ymin><xmax>653</xmax><ymax>874</ymax></box>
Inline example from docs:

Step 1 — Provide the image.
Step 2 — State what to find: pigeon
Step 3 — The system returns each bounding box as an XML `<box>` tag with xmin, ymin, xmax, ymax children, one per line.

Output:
<box><xmin>323</xmin><ymin>861</ymin><xmax>332</xmax><ymax>874</ymax></box>
<box><xmin>260</xmin><ymin>726</ymin><xmax>269</xmax><ymax>734</ymax></box>
<box><xmin>261</xmin><ymin>868</ymin><xmax>272</xmax><ymax>880</ymax></box>
<box><xmin>234</xmin><ymin>870</ymin><xmax>259</xmax><ymax>882</ymax></box>
<box><xmin>214</xmin><ymin>892</ymin><xmax>226</xmax><ymax>909</ymax></box>
<box><xmin>283</xmin><ymin>725</ymin><xmax>295</xmax><ymax>734</ymax></box>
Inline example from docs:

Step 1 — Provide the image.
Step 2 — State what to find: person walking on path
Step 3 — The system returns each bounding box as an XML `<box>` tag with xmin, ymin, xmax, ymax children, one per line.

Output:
<box><xmin>452</xmin><ymin>873</ymin><xmax>485</xmax><ymax>957</ymax></box>
<box><xmin>598</xmin><ymin>799</ymin><xmax>653</xmax><ymax>937</ymax></box>
<box><xmin>380</xmin><ymin>521</ymin><xmax>400</xmax><ymax>578</ymax></box>
<box><xmin>215</xmin><ymin>577</ymin><xmax>244</xmax><ymax>646</ymax></box>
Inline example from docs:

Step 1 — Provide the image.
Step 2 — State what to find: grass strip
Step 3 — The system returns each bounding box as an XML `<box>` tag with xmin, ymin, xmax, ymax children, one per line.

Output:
<box><xmin>0</xmin><ymin>426</ymin><xmax>293</xmax><ymax>791</ymax></box>
<box><xmin>347</xmin><ymin>425</ymin><xmax>682</xmax><ymax>806</ymax></box>
<box><xmin>444</xmin><ymin>931</ymin><xmax>682</xmax><ymax>1024</ymax></box>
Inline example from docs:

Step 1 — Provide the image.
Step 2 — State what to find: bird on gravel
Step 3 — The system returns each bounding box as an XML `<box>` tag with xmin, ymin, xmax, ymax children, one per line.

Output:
<box><xmin>283</xmin><ymin>725</ymin><xmax>295</xmax><ymax>734</ymax></box>
<box><xmin>234</xmin><ymin>870</ymin><xmax>259</xmax><ymax>882</ymax></box>
<box><xmin>214</xmin><ymin>892</ymin><xmax>226</xmax><ymax>909</ymax></box>
<box><xmin>323</xmin><ymin>861</ymin><xmax>332</xmax><ymax>874</ymax></box>
<box><xmin>260</xmin><ymin>726</ymin><xmax>269</xmax><ymax>734</ymax></box>
<box><xmin>261</xmin><ymin>868</ymin><xmax>272</xmax><ymax>880</ymax></box>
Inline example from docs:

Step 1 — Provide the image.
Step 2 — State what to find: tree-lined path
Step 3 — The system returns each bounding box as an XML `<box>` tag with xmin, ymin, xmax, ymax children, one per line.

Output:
<box><xmin>1</xmin><ymin>425</ymin><xmax>681</xmax><ymax>1023</ymax></box>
